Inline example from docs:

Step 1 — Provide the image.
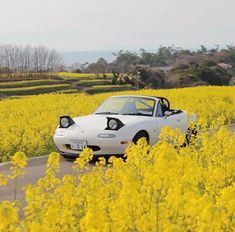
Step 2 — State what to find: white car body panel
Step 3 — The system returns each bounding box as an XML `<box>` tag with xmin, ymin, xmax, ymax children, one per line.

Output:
<box><xmin>53</xmin><ymin>95</ymin><xmax>196</xmax><ymax>157</ymax></box>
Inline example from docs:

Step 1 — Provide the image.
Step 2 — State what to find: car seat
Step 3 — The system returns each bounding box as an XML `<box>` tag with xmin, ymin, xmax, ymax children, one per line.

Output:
<box><xmin>122</xmin><ymin>101</ymin><xmax>137</xmax><ymax>113</ymax></box>
<box><xmin>161</xmin><ymin>103</ymin><xmax>169</xmax><ymax>114</ymax></box>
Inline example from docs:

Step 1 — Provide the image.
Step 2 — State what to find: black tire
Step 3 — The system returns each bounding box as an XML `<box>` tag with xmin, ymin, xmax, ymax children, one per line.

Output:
<box><xmin>132</xmin><ymin>131</ymin><xmax>149</xmax><ymax>144</ymax></box>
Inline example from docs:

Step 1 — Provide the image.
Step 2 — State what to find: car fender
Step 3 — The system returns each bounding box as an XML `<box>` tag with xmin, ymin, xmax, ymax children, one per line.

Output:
<box><xmin>116</xmin><ymin>118</ymin><xmax>157</xmax><ymax>144</ymax></box>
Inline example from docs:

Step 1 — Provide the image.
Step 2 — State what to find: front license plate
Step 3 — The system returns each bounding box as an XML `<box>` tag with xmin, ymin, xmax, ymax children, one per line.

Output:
<box><xmin>70</xmin><ymin>141</ymin><xmax>87</xmax><ymax>150</ymax></box>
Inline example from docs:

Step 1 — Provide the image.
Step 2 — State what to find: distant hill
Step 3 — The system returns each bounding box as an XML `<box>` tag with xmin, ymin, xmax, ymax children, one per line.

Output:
<box><xmin>60</xmin><ymin>51</ymin><xmax>116</xmax><ymax>64</ymax></box>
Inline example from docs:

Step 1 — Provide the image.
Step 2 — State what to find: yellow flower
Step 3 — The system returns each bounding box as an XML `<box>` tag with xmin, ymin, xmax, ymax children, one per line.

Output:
<box><xmin>0</xmin><ymin>174</ymin><xmax>8</xmax><ymax>186</ymax></box>
<box><xmin>0</xmin><ymin>201</ymin><xmax>19</xmax><ymax>231</ymax></box>
<box><xmin>96</xmin><ymin>157</ymin><xmax>106</xmax><ymax>166</ymax></box>
<box><xmin>47</xmin><ymin>152</ymin><xmax>60</xmax><ymax>169</ymax></box>
<box><xmin>0</xmin><ymin>86</ymin><xmax>234</xmax><ymax>231</ymax></box>
<box><xmin>11</xmin><ymin>151</ymin><xmax>27</xmax><ymax>168</ymax></box>
<box><xmin>74</xmin><ymin>148</ymin><xmax>93</xmax><ymax>169</ymax></box>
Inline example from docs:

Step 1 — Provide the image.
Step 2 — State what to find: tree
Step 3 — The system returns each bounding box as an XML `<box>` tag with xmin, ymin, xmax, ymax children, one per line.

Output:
<box><xmin>85</xmin><ymin>58</ymin><xmax>109</xmax><ymax>73</ymax></box>
<box><xmin>171</xmin><ymin>61</ymin><xmax>232</xmax><ymax>86</ymax></box>
<box><xmin>0</xmin><ymin>44</ymin><xmax>63</xmax><ymax>79</ymax></box>
<box><xmin>113</xmin><ymin>50</ymin><xmax>140</xmax><ymax>72</ymax></box>
<box><xmin>129</xmin><ymin>65</ymin><xmax>166</xmax><ymax>89</ymax></box>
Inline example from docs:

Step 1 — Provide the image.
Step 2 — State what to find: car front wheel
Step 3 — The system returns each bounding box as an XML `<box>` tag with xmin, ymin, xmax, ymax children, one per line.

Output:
<box><xmin>132</xmin><ymin>131</ymin><xmax>149</xmax><ymax>144</ymax></box>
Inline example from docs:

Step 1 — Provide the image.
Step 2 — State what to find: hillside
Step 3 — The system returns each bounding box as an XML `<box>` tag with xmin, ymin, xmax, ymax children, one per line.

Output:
<box><xmin>0</xmin><ymin>73</ymin><xmax>134</xmax><ymax>98</ymax></box>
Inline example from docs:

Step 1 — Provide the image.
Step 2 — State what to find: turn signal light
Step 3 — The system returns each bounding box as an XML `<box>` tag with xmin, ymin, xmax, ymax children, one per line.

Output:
<box><xmin>121</xmin><ymin>141</ymin><xmax>128</xmax><ymax>144</ymax></box>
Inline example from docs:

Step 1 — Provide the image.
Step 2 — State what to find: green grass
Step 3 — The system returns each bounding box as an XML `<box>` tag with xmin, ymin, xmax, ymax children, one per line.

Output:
<box><xmin>92</xmin><ymin>84</ymin><xmax>132</xmax><ymax>89</ymax></box>
<box><xmin>78</xmin><ymin>79</ymin><xmax>112</xmax><ymax>87</ymax></box>
<box><xmin>85</xmin><ymin>84</ymin><xmax>133</xmax><ymax>94</ymax></box>
<box><xmin>0</xmin><ymin>79</ymin><xmax>66</xmax><ymax>89</ymax></box>
<box><xmin>0</xmin><ymin>84</ymin><xmax>71</xmax><ymax>96</ymax></box>
<box><xmin>0</xmin><ymin>74</ymin><xmax>132</xmax><ymax>97</ymax></box>
<box><xmin>56</xmin><ymin>89</ymin><xmax>80</xmax><ymax>94</ymax></box>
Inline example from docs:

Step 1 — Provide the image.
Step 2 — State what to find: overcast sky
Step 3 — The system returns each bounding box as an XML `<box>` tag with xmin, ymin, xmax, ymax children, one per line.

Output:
<box><xmin>0</xmin><ymin>0</ymin><xmax>234</xmax><ymax>51</ymax></box>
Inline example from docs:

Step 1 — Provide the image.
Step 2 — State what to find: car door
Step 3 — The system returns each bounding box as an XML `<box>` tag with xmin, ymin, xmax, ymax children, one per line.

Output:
<box><xmin>155</xmin><ymin>102</ymin><xmax>188</xmax><ymax>138</ymax></box>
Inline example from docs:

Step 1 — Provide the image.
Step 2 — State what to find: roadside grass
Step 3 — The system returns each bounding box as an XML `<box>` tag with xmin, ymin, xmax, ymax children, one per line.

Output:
<box><xmin>0</xmin><ymin>84</ymin><xmax>71</xmax><ymax>96</ymax></box>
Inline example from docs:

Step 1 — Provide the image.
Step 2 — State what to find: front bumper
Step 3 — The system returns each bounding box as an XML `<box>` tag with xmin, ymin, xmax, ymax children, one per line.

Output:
<box><xmin>53</xmin><ymin>133</ymin><xmax>132</xmax><ymax>157</ymax></box>
<box><xmin>59</xmin><ymin>151</ymin><xmax>124</xmax><ymax>158</ymax></box>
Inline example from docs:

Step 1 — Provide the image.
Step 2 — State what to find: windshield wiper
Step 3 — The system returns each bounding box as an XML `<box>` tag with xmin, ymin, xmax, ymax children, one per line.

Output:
<box><xmin>122</xmin><ymin>112</ymin><xmax>151</xmax><ymax>116</ymax></box>
<box><xmin>95</xmin><ymin>112</ymin><xmax>119</xmax><ymax>115</ymax></box>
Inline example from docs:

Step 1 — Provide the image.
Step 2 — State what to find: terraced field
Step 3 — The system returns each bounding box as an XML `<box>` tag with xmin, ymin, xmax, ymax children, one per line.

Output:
<box><xmin>0</xmin><ymin>73</ymin><xmax>133</xmax><ymax>98</ymax></box>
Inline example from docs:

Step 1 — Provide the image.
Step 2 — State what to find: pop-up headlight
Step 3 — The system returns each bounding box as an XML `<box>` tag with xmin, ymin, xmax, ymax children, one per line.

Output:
<box><xmin>105</xmin><ymin>117</ymin><xmax>124</xmax><ymax>131</ymax></box>
<box><xmin>59</xmin><ymin>116</ymin><xmax>75</xmax><ymax>128</ymax></box>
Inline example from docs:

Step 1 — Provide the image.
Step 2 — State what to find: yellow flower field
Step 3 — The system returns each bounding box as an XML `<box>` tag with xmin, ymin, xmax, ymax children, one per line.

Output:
<box><xmin>0</xmin><ymin>86</ymin><xmax>234</xmax><ymax>162</ymax></box>
<box><xmin>58</xmin><ymin>72</ymin><xmax>113</xmax><ymax>78</ymax></box>
<box><xmin>0</xmin><ymin>86</ymin><xmax>235</xmax><ymax>231</ymax></box>
<box><xmin>0</xmin><ymin>128</ymin><xmax>235</xmax><ymax>231</ymax></box>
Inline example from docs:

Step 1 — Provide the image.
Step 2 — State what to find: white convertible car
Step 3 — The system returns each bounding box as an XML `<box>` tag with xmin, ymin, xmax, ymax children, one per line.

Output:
<box><xmin>53</xmin><ymin>95</ymin><xmax>196</xmax><ymax>158</ymax></box>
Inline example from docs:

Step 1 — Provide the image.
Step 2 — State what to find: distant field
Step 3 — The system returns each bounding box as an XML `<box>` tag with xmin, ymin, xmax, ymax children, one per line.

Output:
<box><xmin>0</xmin><ymin>72</ymin><xmax>134</xmax><ymax>97</ymax></box>
<box><xmin>0</xmin><ymin>79</ymin><xmax>66</xmax><ymax>89</ymax></box>
<box><xmin>59</xmin><ymin>72</ymin><xmax>113</xmax><ymax>78</ymax></box>
<box><xmin>0</xmin><ymin>72</ymin><xmax>113</xmax><ymax>81</ymax></box>
<box><xmin>0</xmin><ymin>84</ymin><xmax>71</xmax><ymax>96</ymax></box>
<box><xmin>78</xmin><ymin>79</ymin><xmax>112</xmax><ymax>87</ymax></box>
<box><xmin>85</xmin><ymin>84</ymin><xmax>133</xmax><ymax>94</ymax></box>
<box><xmin>56</xmin><ymin>89</ymin><xmax>80</xmax><ymax>94</ymax></box>
<box><xmin>0</xmin><ymin>73</ymin><xmax>59</xmax><ymax>82</ymax></box>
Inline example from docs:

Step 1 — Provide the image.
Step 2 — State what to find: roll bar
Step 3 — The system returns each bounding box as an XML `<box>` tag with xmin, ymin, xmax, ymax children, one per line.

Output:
<box><xmin>152</xmin><ymin>96</ymin><xmax>170</xmax><ymax>110</ymax></box>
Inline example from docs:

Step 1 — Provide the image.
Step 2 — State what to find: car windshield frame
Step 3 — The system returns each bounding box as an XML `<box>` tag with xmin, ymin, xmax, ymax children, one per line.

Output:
<box><xmin>94</xmin><ymin>96</ymin><xmax>156</xmax><ymax>117</ymax></box>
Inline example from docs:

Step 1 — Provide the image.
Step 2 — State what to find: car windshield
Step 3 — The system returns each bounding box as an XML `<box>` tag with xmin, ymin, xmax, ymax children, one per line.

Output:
<box><xmin>94</xmin><ymin>96</ymin><xmax>155</xmax><ymax>116</ymax></box>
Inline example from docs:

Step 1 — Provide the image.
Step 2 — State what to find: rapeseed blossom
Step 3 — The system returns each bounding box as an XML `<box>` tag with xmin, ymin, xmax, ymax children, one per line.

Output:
<box><xmin>0</xmin><ymin>126</ymin><xmax>234</xmax><ymax>231</ymax></box>
<box><xmin>0</xmin><ymin>86</ymin><xmax>234</xmax><ymax>162</ymax></box>
<box><xmin>0</xmin><ymin>86</ymin><xmax>234</xmax><ymax>231</ymax></box>
<box><xmin>11</xmin><ymin>152</ymin><xmax>27</xmax><ymax>169</ymax></box>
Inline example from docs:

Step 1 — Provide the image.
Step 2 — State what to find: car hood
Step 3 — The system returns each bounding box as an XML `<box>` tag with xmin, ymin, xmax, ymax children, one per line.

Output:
<box><xmin>73</xmin><ymin>114</ymin><xmax>151</xmax><ymax>130</ymax></box>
